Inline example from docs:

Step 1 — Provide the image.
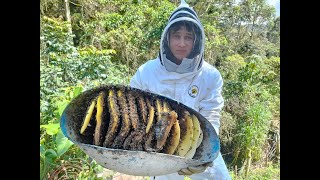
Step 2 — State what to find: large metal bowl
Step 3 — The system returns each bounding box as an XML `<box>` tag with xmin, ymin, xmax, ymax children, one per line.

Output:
<box><xmin>60</xmin><ymin>85</ymin><xmax>220</xmax><ymax>176</ymax></box>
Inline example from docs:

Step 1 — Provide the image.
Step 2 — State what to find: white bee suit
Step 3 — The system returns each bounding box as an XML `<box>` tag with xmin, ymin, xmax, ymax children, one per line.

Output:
<box><xmin>130</xmin><ymin>59</ymin><xmax>231</xmax><ymax>180</ymax></box>
<box><xmin>129</xmin><ymin>0</ymin><xmax>231</xmax><ymax>179</ymax></box>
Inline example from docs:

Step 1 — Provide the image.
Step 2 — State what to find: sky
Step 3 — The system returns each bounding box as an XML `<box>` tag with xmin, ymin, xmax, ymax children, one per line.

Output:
<box><xmin>268</xmin><ymin>0</ymin><xmax>280</xmax><ymax>17</ymax></box>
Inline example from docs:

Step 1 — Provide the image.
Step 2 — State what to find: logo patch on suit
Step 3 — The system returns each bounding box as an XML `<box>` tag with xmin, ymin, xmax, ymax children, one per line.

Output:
<box><xmin>188</xmin><ymin>85</ymin><xmax>199</xmax><ymax>98</ymax></box>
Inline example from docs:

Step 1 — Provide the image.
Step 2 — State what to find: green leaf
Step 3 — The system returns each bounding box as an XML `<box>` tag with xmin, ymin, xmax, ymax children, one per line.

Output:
<box><xmin>57</xmin><ymin>100</ymin><xmax>69</xmax><ymax>117</ymax></box>
<box><xmin>56</xmin><ymin>129</ymin><xmax>73</xmax><ymax>156</ymax></box>
<box><xmin>40</xmin><ymin>123</ymin><xmax>60</xmax><ymax>135</ymax></box>
<box><xmin>98</xmin><ymin>64</ymin><xmax>105</xmax><ymax>69</ymax></box>
<box><xmin>40</xmin><ymin>145</ymin><xmax>46</xmax><ymax>154</ymax></box>
<box><xmin>73</xmin><ymin>86</ymin><xmax>83</xmax><ymax>98</ymax></box>
<box><xmin>44</xmin><ymin>149</ymin><xmax>58</xmax><ymax>163</ymax></box>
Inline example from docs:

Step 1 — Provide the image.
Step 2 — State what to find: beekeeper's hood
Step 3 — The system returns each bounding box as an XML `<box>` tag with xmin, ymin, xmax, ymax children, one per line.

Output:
<box><xmin>159</xmin><ymin>0</ymin><xmax>205</xmax><ymax>74</ymax></box>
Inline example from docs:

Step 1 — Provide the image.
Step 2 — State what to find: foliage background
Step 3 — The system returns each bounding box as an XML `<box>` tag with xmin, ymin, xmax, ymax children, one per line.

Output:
<box><xmin>40</xmin><ymin>0</ymin><xmax>280</xmax><ymax>179</ymax></box>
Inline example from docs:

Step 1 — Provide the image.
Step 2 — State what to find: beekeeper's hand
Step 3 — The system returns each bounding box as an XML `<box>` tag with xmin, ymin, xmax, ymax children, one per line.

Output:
<box><xmin>178</xmin><ymin>161</ymin><xmax>213</xmax><ymax>176</ymax></box>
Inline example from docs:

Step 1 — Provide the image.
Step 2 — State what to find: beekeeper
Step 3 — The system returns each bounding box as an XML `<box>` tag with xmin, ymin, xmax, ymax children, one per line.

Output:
<box><xmin>130</xmin><ymin>1</ymin><xmax>231</xmax><ymax>180</ymax></box>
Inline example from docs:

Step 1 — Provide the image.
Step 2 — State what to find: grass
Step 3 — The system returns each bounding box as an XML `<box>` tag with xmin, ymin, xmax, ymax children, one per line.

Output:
<box><xmin>230</xmin><ymin>163</ymin><xmax>280</xmax><ymax>180</ymax></box>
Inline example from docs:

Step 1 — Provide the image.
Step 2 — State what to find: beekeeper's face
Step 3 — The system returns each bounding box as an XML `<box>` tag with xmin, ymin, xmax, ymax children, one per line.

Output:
<box><xmin>169</xmin><ymin>25</ymin><xmax>194</xmax><ymax>63</ymax></box>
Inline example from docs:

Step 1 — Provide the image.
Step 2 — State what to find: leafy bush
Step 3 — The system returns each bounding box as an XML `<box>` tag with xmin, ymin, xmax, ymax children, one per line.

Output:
<box><xmin>71</xmin><ymin>0</ymin><xmax>175</xmax><ymax>72</ymax></box>
<box><xmin>220</xmin><ymin>54</ymin><xmax>246</xmax><ymax>81</ymax></box>
<box><xmin>230</xmin><ymin>163</ymin><xmax>279</xmax><ymax>180</ymax></box>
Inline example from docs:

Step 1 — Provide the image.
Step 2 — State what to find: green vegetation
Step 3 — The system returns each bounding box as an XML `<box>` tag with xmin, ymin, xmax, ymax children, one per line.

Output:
<box><xmin>40</xmin><ymin>0</ymin><xmax>280</xmax><ymax>179</ymax></box>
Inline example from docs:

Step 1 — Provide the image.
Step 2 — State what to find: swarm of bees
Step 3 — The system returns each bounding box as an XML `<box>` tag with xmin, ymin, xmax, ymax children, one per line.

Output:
<box><xmin>77</xmin><ymin>86</ymin><xmax>204</xmax><ymax>159</ymax></box>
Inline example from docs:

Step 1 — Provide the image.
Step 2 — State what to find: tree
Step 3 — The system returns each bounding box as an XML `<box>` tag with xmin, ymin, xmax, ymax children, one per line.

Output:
<box><xmin>64</xmin><ymin>0</ymin><xmax>73</xmax><ymax>37</ymax></box>
<box><xmin>239</xmin><ymin>0</ymin><xmax>276</xmax><ymax>40</ymax></box>
<box><xmin>267</xmin><ymin>16</ymin><xmax>280</xmax><ymax>44</ymax></box>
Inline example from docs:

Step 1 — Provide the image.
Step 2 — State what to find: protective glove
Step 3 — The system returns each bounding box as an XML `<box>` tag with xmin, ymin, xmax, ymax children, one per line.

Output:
<box><xmin>177</xmin><ymin>161</ymin><xmax>213</xmax><ymax>176</ymax></box>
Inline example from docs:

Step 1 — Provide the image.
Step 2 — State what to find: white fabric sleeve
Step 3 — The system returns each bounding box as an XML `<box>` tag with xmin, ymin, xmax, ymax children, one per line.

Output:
<box><xmin>130</xmin><ymin>68</ymin><xmax>144</xmax><ymax>90</ymax></box>
<box><xmin>199</xmin><ymin>72</ymin><xmax>224</xmax><ymax>136</ymax></box>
